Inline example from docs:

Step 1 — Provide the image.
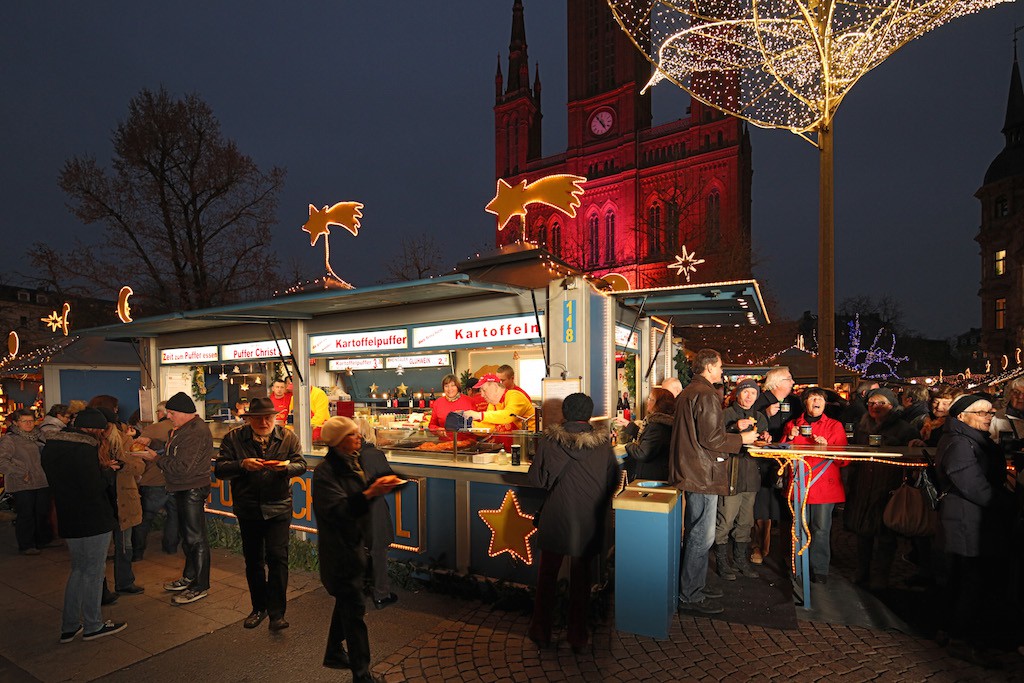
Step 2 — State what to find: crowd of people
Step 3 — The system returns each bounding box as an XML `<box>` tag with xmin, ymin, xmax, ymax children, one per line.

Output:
<box><xmin>2</xmin><ymin>358</ymin><xmax>1022</xmax><ymax>674</ymax></box>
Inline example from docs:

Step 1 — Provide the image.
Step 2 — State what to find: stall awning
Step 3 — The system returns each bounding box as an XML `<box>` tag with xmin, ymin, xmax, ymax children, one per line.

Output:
<box><xmin>77</xmin><ymin>275</ymin><xmax>529</xmax><ymax>340</ymax></box>
<box><xmin>613</xmin><ymin>280</ymin><xmax>770</xmax><ymax>327</ymax></box>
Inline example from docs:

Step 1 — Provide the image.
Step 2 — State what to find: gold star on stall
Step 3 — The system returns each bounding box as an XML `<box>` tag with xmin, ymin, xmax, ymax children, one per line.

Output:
<box><xmin>477</xmin><ymin>489</ymin><xmax>537</xmax><ymax>564</ymax></box>
<box><xmin>396</xmin><ymin>383</ymin><xmax>408</xmax><ymax>396</ymax></box>
<box><xmin>369</xmin><ymin>383</ymin><xmax>379</xmax><ymax>394</ymax></box>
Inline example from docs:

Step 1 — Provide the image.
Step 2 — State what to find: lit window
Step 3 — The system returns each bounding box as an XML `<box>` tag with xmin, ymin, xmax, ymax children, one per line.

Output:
<box><xmin>995</xmin><ymin>249</ymin><xmax>1006</xmax><ymax>276</ymax></box>
<box><xmin>996</xmin><ymin>298</ymin><xmax>1006</xmax><ymax>330</ymax></box>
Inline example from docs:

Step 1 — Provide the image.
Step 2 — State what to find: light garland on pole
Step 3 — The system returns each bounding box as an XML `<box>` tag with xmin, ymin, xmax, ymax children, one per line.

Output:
<box><xmin>606</xmin><ymin>0</ymin><xmax>1012</xmax><ymax>389</ymax></box>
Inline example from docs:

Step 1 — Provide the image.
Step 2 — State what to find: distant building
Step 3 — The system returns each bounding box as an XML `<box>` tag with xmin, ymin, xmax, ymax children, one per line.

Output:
<box><xmin>493</xmin><ymin>0</ymin><xmax>752</xmax><ymax>289</ymax></box>
<box><xmin>0</xmin><ymin>284</ymin><xmax>112</xmax><ymax>353</ymax></box>
<box><xmin>978</xmin><ymin>50</ymin><xmax>1024</xmax><ymax>359</ymax></box>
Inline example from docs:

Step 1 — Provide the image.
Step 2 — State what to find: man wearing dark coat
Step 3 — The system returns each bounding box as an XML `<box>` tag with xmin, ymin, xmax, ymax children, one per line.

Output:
<box><xmin>670</xmin><ymin>349</ymin><xmax>756</xmax><ymax>615</ymax></box>
<box><xmin>313</xmin><ymin>417</ymin><xmax>401</xmax><ymax>682</ymax></box>
<box><xmin>527</xmin><ymin>393</ymin><xmax>619</xmax><ymax>652</ymax></box>
<box><xmin>214</xmin><ymin>397</ymin><xmax>306</xmax><ymax>631</ymax></box>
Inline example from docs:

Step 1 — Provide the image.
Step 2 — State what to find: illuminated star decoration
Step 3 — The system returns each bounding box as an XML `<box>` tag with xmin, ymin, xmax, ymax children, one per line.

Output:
<box><xmin>301</xmin><ymin>201</ymin><xmax>363</xmax><ymax>286</ymax></box>
<box><xmin>369</xmin><ymin>383</ymin><xmax>379</xmax><ymax>394</ymax></box>
<box><xmin>396</xmin><ymin>382</ymin><xmax>409</xmax><ymax>397</ymax></box>
<box><xmin>486</xmin><ymin>174</ymin><xmax>587</xmax><ymax>241</ymax></box>
<box><xmin>219</xmin><ymin>372</ymin><xmax>228</xmax><ymax>381</ymax></box>
<box><xmin>395</xmin><ymin>366</ymin><xmax>405</xmax><ymax>376</ymax></box>
<box><xmin>667</xmin><ymin>246</ymin><xmax>705</xmax><ymax>283</ymax></box>
<box><xmin>477</xmin><ymin>489</ymin><xmax>537</xmax><ymax>564</ymax></box>
<box><xmin>240</xmin><ymin>382</ymin><xmax>250</xmax><ymax>391</ymax></box>
<box><xmin>41</xmin><ymin>302</ymin><xmax>71</xmax><ymax>335</ymax></box>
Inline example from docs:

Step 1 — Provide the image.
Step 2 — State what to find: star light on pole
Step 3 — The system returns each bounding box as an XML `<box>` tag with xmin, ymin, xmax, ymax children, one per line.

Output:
<box><xmin>667</xmin><ymin>245</ymin><xmax>705</xmax><ymax>282</ymax></box>
<box><xmin>606</xmin><ymin>0</ymin><xmax>1012</xmax><ymax>387</ymax></box>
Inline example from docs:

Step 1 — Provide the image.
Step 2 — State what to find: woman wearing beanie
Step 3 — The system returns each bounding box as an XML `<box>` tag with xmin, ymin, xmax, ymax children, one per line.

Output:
<box><xmin>527</xmin><ymin>393</ymin><xmax>620</xmax><ymax>653</ymax></box>
<box><xmin>40</xmin><ymin>408</ymin><xmax>127</xmax><ymax>642</ymax></box>
<box><xmin>313</xmin><ymin>416</ymin><xmax>402</xmax><ymax>683</ymax></box>
<box><xmin>781</xmin><ymin>387</ymin><xmax>848</xmax><ymax>583</ymax></box>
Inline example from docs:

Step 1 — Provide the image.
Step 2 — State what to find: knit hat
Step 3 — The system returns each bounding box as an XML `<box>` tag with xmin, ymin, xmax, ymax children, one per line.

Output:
<box><xmin>320</xmin><ymin>416</ymin><xmax>358</xmax><ymax>447</ymax></box>
<box><xmin>561</xmin><ymin>393</ymin><xmax>594</xmax><ymax>422</ymax></box>
<box><xmin>949</xmin><ymin>393</ymin><xmax>991</xmax><ymax>419</ymax></box>
<box><xmin>75</xmin><ymin>408</ymin><xmax>108</xmax><ymax>430</ymax></box>
<box><xmin>735</xmin><ymin>378</ymin><xmax>760</xmax><ymax>396</ymax></box>
<box><xmin>165</xmin><ymin>392</ymin><xmax>196</xmax><ymax>414</ymax></box>
<box><xmin>865</xmin><ymin>388</ymin><xmax>898</xmax><ymax>408</ymax></box>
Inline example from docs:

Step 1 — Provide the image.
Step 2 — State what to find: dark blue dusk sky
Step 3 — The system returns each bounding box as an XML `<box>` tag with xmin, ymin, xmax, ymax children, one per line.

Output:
<box><xmin>1</xmin><ymin>2</ymin><xmax>1020</xmax><ymax>338</ymax></box>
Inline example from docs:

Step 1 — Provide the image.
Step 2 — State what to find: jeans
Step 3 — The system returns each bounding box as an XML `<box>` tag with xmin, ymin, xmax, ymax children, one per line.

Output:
<box><xmin>133</xmin><ymin>485</ymin><xmax>178</xmax><ymax>556</ymax></box>
<box><xmin>680</xmin><ymin>492</ymin><xmax>718</xmax><ymax>603</ymax></box>
<box><xmin>714</xmin><ymin>491</ymin><xmax>756</xmax><ymax>545</ymax></box>
<box><xmin>63</xmin><ymin>533</ymin><xmax>108</xmax><ymax>633</ymax></box>
<box><xmin>807</xmin><ymin>503</ymin><xmax>835</xmax><ymax>577</ymax></box>
<box><xmin>13</xmin><ymin>487</ymin><xmax>53</xmax><ymax>551</ymax></box>
<box><xmin>238</xmin><ymin>515</ymin><xmax>291</xmax><ymax>618</ymax></box>
<box><xmin>112</xmin><ymin>527</ymin><xmax>136</xmax><ymax>590</ymax></box>
<box><xmin>174</xmin><ymin>487</ymin><xmax>210</xmax><ymax>591</ymax></box>
<box><xmin>326</xmin><ymin>578</ymin><xmax>371</xmax><ymax>681</ymax></box>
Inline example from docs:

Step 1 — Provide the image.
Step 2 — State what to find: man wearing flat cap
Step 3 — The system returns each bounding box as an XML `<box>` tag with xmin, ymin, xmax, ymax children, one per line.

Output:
<box><xmin>215</xmin><ymin>398</ymin><xmax>306</xmax><ymax>631</ymax></box>
<box><xmin>157</xmin><ymin>392</ymin><xmax>214</xmax><ymax>605</ymax></box>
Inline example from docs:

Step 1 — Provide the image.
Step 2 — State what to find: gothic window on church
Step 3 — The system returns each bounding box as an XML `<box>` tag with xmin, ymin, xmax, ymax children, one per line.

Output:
<box><xmin>995</xmin><ymin>196</ymin><xmax>1009</xmax><ymax>218</ymax></box>
<box><xmin>586</xmin><ymin>1</ymin><xmax>599</xmax><ymax>95</ymax></box>
<box><xmin>717</xmin><ymin>131</ymin><xmax>724</xmax><ymax>147</ymax></box>
<box><xmin>551</xmin><ymin>222</ymin><xmax>562</xmax><ymax>257</ymax></box>
<box><xmin>705</xmin><ymin>191</ymin><xmax>721</xmax><ymax>243</ymax></box>
<box><xmin>647</xmin><ymin>204</ymin><xmax>661</xmax><ymax>259</ymax></box>
<box><xmin>665</xmin><ymin>201</ymin><xmax>680</xmax><ymax>256</ymax></box>
<box><xmin>995</xmin><ymin>249</ymin><xmax>1006</xmax><ymax>276</ymax></box>
<box><xmin>505</xmin><ymin>118</ymin><xmax>516</xmax><ymax>175</ymax></box>
<box><xmin>537</xmin><ymin>221</ymin><xmax>547</xmax><ymax>249</ymax></box>
<box><xmin>602</xmin><ymin>9</ymin><xmax>616</xmax><ymax>89</ymax></box>
<box><xmin>605</xmin><ymin>211</ymin><xmax>616</xmax><ymax>264</ymax></box>
<box><xmin>588</xmin><ymin>215</ymin><xmax>600</xmax><ymax>266</ymax></box>
<box><xmin>996</xmin><ymin>298</ymin><xmax>1007</xmax><ymax>330</ymax></box>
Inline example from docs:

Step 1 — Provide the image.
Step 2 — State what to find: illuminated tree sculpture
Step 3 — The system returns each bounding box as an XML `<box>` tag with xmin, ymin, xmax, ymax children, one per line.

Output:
<box><xmin>607</xmin><ymin>0</ymin><xmax>1011</xmax><ymax>386</ymax></box>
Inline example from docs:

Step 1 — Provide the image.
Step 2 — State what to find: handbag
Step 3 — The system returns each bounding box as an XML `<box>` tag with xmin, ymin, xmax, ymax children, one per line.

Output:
<box><xmin>916</xmin><ymin>449</ymin><xmax>944</xmax><ymax>511</ymax></box>
<box><xmin>883</xmin><ymin>479</ymin><xmax>936</xmax><ymax>537</ymax></box>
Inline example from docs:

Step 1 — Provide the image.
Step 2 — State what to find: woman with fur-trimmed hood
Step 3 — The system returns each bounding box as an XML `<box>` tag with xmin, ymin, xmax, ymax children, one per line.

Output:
<box><xmin>527</xmin><ymin>393</ymin><xmax>620</xmax><ymax>653</ymax></box>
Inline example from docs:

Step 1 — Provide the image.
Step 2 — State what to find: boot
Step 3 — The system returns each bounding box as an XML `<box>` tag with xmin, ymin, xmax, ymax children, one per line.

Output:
<box><xmin>732</xmin><ymin>542</ymin><xmax>759</xmax><ymax>578</ymax></box>
<box><xmin>714</xmin><ymin>544</ymin><xmax>736</xmax><ymax>581</ymax></box>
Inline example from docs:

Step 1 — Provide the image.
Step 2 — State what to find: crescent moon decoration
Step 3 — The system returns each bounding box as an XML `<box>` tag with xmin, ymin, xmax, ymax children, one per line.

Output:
<box><xmin>41</xmin><ymin>302</ymin><xmax>71</xmax><ymax>336</ymax></box>
<box><xmin>117</xmin><ymin>286</ymin><xmax>134</xmax><ymax>323</ymax></box>
<box><xmin>1017</xmin><ymin>348</ymin><xmax>1022</xmax><ymax>366</ymax></box>
<box><xmin>1002</xmin><ymin>355</ymin><xmax>1009</xmax><ymax>371</ymax></box>
<box><xmin>7</xmin><ymin>331</ymin><xmax>19</xmax><ymax>357</ymax></box>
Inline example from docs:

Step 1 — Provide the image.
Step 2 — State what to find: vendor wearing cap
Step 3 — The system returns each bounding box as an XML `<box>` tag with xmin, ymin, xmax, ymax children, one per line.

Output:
<box><xmin>464</xmin><ymin>373</ymin><xmax>537</xmax><ymax>434</ymax></box>
<box><xmin>214</xmin><ymin>398</ymin><xmax>306</xmax><ymax>631</ymax></box>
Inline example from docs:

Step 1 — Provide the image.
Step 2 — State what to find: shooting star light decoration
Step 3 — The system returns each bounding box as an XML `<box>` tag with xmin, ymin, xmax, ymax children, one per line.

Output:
<box><xmin>486</xmin><ymin>174</ymin><xmax>587</xmax><ymax>241</ymax></box>
<box><xmin>667</xmin><ymin>246</ymin><xmax>705</xmax><ymax>283</ymax></box>
<box><xmin>302</xmin><ymin>201</ymin><xmax>363</xmax><ymax>286</ymax></box>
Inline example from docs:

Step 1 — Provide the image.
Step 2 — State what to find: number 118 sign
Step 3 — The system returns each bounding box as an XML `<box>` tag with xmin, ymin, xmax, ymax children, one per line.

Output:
<box><xmin>563</xmin><ymin>300</ymin><xmax>576</xmax><ymax>343</ymax></box>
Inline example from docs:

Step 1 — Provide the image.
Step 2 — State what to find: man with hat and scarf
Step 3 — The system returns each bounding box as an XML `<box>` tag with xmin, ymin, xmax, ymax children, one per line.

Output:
<box><xmin>156</xmin><ymin>392</ymin><xmax>214</xmax><ymax>605</ymax></box>
<box><xmin>214</xmin><ymin>397</ymin><xmax>306</xmax><ymax>631</ymax></box>
<box><xmin>314</xmin><ymin>416</ymin><xmax>402</xmax><ymax>682</ymax></box>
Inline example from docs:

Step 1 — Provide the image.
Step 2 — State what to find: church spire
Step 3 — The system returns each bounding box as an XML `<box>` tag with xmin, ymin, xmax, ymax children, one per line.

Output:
<box><xmin>1002</xmin><ymin>44</ymin><xmax>1024</xmax><ymax>139</ymax></box>
<box><xmin>495</xmin><ymin>54</ymin><xmax>504</xmax><ymax>103</ymax></box>
<box><xmin>506</xmin><ymin>0</ymin><xmax>530</xmax><ymax>94</ymax></box>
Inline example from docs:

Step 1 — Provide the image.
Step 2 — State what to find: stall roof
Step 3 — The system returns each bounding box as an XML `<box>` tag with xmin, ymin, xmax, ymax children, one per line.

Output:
<box><xmin>77</xmin><ymin>275</ymin><xmax>528</xmax><ymax>340</ymax></box>
<box><xmin>455</xmin><ymin>242</ymin><xmax>585</xmax><ymax>290</ymax></box>
<box><xmin>614</xmin><ymin>280</ymin><xmax>770</xmax><ymax>327</ymax></box>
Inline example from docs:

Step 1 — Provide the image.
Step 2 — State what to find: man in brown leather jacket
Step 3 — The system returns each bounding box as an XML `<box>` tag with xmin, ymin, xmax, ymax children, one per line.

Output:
<box><xmin>670</xmin><ymin>348</ymin><xmax>756</xmax><ymax>615</ymax></box>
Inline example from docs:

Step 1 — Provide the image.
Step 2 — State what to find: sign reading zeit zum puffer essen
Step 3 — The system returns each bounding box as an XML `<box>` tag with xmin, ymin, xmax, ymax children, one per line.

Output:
<box><xmin>161</xmin><ymin>346</ymin><xmax>219</xmax><ymax>364</ymax></box>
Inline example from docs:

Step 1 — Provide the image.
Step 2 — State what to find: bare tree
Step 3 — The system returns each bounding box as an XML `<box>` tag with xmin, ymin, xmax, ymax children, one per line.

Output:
<box><xmin>381</xmin><ymin>232</ymin><xmax>446</xmax><ymax>282</ymax></box>
<box><xmin>30</xmin><ymin>87</ymin><xmax>285</xmax><ymax>315</ymax></box>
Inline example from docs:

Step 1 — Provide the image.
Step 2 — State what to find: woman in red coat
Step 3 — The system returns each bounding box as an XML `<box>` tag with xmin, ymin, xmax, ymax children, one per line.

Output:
<box><xmin>782</xmin><ymin>387</ymin><xmax>848</xmax><ymax>583</ymax></box>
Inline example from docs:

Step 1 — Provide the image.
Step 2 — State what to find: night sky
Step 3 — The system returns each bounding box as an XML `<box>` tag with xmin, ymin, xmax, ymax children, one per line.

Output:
<box><xmin>1</xmin><ymin>2</ymin><xmax>1019</xmax><ymax>339</ymax></box>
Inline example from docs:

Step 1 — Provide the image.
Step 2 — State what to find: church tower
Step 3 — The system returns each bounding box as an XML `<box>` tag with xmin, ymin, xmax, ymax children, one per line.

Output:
<box><xmin>978</xmin><ymin>45</ymin><xmax>1024</xmax><ymax>359</ymax></box>
<box><xmin>492</xmin><ymin>0</ymin><xmax>752</xmax><ymax>289</ymax></box>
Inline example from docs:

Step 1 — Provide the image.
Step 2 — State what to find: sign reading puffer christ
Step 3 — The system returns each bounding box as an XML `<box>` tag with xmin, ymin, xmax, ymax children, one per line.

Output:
<box><xmin>485</xmin><ymin>174</ymin><xmax>587</xmax><ymax>242</ymax></box>
<box><xmin>301</xmin><ymin>201</ymin><xmax>364</xmax><ymax>287</ymax></box>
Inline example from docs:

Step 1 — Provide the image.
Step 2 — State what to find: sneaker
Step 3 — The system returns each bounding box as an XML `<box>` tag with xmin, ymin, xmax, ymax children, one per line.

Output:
<box><xmin>172</xmin><ymin>588</ymin><xmax>208</xmax><ymax>605</ymax></box>
<box><xmin>59</xmin><ymin>625</ymin><xmax>83</xmax><ymax>644</ymax></box>
<box><xmin>163</xmin><ymin>577</ymin><xmax>191</xmax><ymax>592</ymax></box>
<box><xmin>678</xmin><ymin>599</ymin><xmax>724</xmax><ymax>615</ymax></box>
<box><xmin>82</xmin><ymin>621</ymin><xmax>127</xmax><ymax>641</ymax></box>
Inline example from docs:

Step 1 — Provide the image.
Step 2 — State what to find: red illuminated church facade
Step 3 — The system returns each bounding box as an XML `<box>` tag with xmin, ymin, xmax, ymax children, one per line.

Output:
<box><xmin>494</xmin><ymin>0</ymin><xmax>752</xmax><ymax>289</ymax></box>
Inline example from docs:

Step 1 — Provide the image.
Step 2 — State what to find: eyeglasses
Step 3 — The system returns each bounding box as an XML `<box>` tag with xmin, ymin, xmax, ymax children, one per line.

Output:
<box><xmin>866</xmin><ymin>400</ymin><xmax>891</xmax><ymax>407</ymax></box>
<box><xmin>962</xmin><ymin>410</ymin><xmax>997</xmax><ymax>417</ymax></box>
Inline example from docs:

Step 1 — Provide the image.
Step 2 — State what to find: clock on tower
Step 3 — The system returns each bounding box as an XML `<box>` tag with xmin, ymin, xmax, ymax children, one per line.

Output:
<box><xmin>588</xmin><ymin>108</ymin><xmax>615</xmax><ymax>136</ymax></box>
